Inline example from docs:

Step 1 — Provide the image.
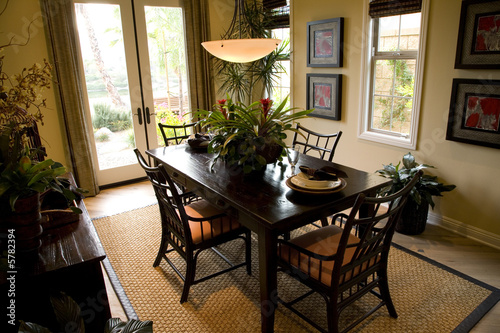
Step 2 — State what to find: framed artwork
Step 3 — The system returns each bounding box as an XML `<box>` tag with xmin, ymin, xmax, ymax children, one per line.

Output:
<box><xmin>307</xmin><ymin>17</ymin><xmax>344</xmax><ymax>67</ymax></box>
<box><xmin>446</xmin><ymin>79</ymin><xmax>500</xmax><ymax>149</ymax></box>
<box><xmin>455</xmin><ymin>0</ymin><xmax>500</xmax><ymax>69</ymax></box>
<box><xmin>306</xmin><ymin>74</ymin><xmax>342</xmax><ymax>120</ymax></box>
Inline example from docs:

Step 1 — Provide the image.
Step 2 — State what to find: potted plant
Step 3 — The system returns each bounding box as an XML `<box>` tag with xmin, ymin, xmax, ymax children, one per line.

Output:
<box><xmin>194</xmin><ymin>96</ymin><xmax>313</xmax><ymax>174</ymax></box>
<box><xmin>376</xmin><ymin>152</ymin><xmax>456</xmax><ymax>235</ymax></box>
<box><xmin>0</xmin><ymin>49</ymin><xmax>83</xmax><ymax>256</ymax></box>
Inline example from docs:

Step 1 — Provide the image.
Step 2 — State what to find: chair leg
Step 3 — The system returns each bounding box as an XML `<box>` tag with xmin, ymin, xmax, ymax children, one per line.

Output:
<box><xmin>153</xmin><ymin>236</ymin><xmax>169</xmax><ymax>267</ymax></box>
<box><xmin>378</xmin><ymin>271</ymin><xmax>398</xmax><ymax>318</ymax></box>
<box><xmin>326</xmin><ymin>298</ymin><xmax>340</xmax><ymax>333</ymax></box>
<box><xmin>245</xmin><ymin>230</ymin><xmax>252</xmax><ymax>275</ymax></box>
<box><xmin>320</xmin><ymin>217</ymin><xmax>329</xmax><ymax>227</ymax></box>
<box><xmin>180</xmin><ymin>256</ymin><xmax>197</xmax><ymax>303</ymax></box>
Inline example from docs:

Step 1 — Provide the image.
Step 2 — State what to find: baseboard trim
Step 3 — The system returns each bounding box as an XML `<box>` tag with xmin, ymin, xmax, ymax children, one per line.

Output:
<box><xmin>427</xmin><ymin>212</ymin><xmax>500</xmax><ymax>250</ymax></box>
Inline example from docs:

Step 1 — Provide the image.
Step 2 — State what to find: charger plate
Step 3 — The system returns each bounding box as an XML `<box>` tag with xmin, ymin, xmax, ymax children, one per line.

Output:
<box><xmin>286</xmin><ymin>177</ymin><xmax>346</xmax><ymax>195</ymax></box>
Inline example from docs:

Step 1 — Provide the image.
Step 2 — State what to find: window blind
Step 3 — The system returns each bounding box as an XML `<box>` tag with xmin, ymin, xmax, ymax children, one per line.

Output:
<box><xmin>369</xmin><ymin>0</ymin><xmax>422</xmax><ymax>18</ymax></box>
<box><xmin>263</xmin><ymin>0</ymin><xmax>289</xmax><ymax>29</ymax></box>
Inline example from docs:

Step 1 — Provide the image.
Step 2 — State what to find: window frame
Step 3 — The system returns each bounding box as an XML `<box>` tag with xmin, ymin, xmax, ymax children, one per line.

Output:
<box><xmin>358</xmin><ymin>0</ymin><xmax>429</xmax><ymax>150</ymax></box>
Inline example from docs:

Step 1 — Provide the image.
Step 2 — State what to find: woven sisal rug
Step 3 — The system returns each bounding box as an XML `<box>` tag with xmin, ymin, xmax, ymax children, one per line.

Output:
<box><xmin>93</xmin><ymin>204</ymin><xmax>499</xmax><ymax>332</ymax></box>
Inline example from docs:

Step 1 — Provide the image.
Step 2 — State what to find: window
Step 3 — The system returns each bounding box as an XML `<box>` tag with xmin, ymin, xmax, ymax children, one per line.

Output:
<box><xmin>359</xmin><ymin>0</ymin><xmax>428</xmax><ymax>149</ymax></box>
<box><xmin>264</xmin><ymin>0</ymin><xmax>290</xmax><ymax>108</ymax></box>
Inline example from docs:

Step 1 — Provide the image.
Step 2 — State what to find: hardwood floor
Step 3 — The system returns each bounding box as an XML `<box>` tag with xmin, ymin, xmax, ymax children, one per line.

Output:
<box><xmin>85</xmin><ymin>181</ymin><xmax>500</xmax><ymax>332</ymax></box>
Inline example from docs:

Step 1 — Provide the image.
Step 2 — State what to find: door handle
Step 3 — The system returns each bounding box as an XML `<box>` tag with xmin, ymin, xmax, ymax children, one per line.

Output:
<box><xmin>136</xmin><ymin>108</ymin><xmax>143</xmax><ymax>125</ymax></box>
<box><xmin>145</xmin><ymin>107</ymin><xmax>151</xmax><ymax>124</ymax></box>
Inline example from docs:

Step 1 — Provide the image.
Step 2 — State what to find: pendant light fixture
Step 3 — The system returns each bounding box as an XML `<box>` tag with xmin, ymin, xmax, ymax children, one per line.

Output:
<box><xmin>201</xmin><ymin>0</ymin><xmax>281</xmax><ymax>63</ymax></box>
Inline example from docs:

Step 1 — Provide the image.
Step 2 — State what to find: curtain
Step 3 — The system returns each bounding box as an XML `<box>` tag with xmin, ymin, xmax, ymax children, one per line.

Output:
<box><xmin>40</xmin><ymin>0</ymin><xmax>100</xmax><ymax>196</ymax></box>
<box><xmin>183</xmin><ymin>0</ymin><xmax>215</xmax><ymax>114</ymax></box>
<box><xmin>369</xmin><ymin>0</ymin><xmax>422</xmax><ymax>18</ymax></box>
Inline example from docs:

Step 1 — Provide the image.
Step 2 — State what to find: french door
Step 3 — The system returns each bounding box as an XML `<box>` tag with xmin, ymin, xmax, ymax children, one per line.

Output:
<box><xmin>74</xmin><ymin>0</ymin><xmax>190</xmax><ymax>186</ymax></box>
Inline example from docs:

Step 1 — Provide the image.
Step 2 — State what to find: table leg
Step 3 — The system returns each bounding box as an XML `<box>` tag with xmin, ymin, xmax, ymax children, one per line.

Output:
<box><xmin>257</xmin><ymin>226</ymin><xmax>278</xmax><ymax>333</ymax></box>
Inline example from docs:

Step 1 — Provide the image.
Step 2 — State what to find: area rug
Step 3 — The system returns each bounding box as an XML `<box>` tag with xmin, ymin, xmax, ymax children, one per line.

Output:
<box><xmin>93</xmin><ymin>204</ymin><xmax>500</xmax><ymax>332</ymax></box>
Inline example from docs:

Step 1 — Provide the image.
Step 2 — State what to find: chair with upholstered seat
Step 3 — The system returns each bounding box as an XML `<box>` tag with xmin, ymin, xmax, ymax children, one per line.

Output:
<box><xmin>134</xmin><ymin>149</ymin><xmax>251</xmax><ymax>303</ymax></box>
<box><xmin>292</xmin><ymin>124</ymin><xmax>342</xmax><ymax>162</ymax></box>
<box><xmin>158</xmin><ymin>122</ymin><xmax>197</xmax><ymax>146</ymax></box>
<box><xmin>276</xmin><ymin>171</ymin><xmax>422</xmax><ymax>333</ymax></box>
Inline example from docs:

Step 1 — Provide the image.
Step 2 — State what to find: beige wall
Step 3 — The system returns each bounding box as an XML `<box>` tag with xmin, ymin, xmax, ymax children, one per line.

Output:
<box><xmin>3</xmin><ymin>1</ymin><xmax>499</xmax><ymax>237</ymax></box>
<box><xmin>1</xmin><ymin>0</ymin><xmax>70</xmax><ymax>167</ymax></box>
<box><xmin>291</xmin><ymin>0</ymin><xmax>500</xmax><ymax>237</ymax></box>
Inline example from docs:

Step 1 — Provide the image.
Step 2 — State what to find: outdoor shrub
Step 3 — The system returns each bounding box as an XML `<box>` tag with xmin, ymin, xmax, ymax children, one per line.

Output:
<box><xmin>92</xmin><ymin>103</ymin><xmax>132</xmax><ymax>132</ymax></box>
<box><xmin>155</xmin><ymin>102</ymin><xmax>191</xmax><ymax>146</ymax></box>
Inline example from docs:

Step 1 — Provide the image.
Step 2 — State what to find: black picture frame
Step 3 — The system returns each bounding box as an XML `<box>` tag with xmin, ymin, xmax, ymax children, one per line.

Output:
<box><xmin>306</xmin><ymin>74</ymin><xmax>342</xmax><ymax>120</ymax></box>
<box><xmin>446</xmin><ymin>78</ymin><xmax>500</xmax><ymax>149</ymax></box>
<box><xmin>307</xmin><ymin>17</ymin><xmax>344</xmax><ymax>67</ymax></box>
<box><xmin>455</xmin><ymin>0</ymin><xmax>500</xmax><ymax>69</ymax></box>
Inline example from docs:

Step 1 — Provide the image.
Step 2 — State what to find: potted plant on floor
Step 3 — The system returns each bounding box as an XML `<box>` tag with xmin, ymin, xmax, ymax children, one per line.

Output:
<box><xmin>194</xmin><ymin>96</ymin><xmax>313</xmax><ymax>174</ymax></box>
<box><xmin>376</xmin><ymin>152</ymin><xmax>456</xmax><ymax>235</ymax></box>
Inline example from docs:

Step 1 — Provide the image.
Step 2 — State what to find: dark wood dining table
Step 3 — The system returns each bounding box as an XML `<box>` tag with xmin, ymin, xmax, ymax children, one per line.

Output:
<box><xmin>146</xmin><ymin>144</ymin><xmax>391</xmax><ymax>333</ymax></box>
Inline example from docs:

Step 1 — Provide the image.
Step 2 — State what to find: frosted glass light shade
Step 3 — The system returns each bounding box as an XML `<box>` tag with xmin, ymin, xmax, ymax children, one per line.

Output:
<box><xmin>202</xmin><ymin>38</ymin><xmax>281</xmax><ymax>63</ymax></box>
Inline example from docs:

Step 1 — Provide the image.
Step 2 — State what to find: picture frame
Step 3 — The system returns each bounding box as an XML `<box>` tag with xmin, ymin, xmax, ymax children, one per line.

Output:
<box><xmin>306</xmin><ymin>74</ymin><xmax>342</xmax><ymax>120</ymax></box>
<box><xmin>446</xmin><ymin>79</ymin><xmax>500</xmax><ymax>149</ymax></box>
<box><xmin>307</xmin><ymin>17</ymin><xmax>344</xmax><ymax>67</ymax></box>
<box><xmin>455</xmin><ymin>0</ymin><xmax>500</xmax><ymax>69</ymax></box>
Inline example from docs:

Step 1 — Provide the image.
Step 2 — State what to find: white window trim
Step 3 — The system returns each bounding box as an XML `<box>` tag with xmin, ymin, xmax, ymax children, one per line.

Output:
<box><xmin>358</xmin><ymin>0</ymin><xmax>429</xmax><ymax>150</ymax></box>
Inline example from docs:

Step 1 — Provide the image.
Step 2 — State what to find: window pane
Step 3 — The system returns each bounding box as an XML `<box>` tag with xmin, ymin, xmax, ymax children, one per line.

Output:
<box><xmin>378</xmin><ymin>16</ymin><xmax>400</xmax><ymax>52</ymax></box>
<box><xmin>378</xmin><ymin>13</ymin><xmax>421</xmax><ymax>52</ymax></box>
<box><xmin>372</xmin><ymin>58</ymin><xmax>415</xmax><ymax>136</ymax></box>
<box><xmin>400</xmin><ymin>13</ymin><xmax>421</xmax><ymax>51</ymax></box>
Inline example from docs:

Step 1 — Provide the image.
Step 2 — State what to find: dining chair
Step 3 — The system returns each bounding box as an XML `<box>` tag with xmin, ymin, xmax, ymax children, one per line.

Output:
<box><xmin>276</xmin><ymin>171</ymin><xmax>422</xmax><ymax>333</ymax></box>
<box><xmin>134</xmin><ymin>149</ymin><xmax>252</xmax><ymax>303</ymax></box>
<box><xmin>292</xmin><ymin>124</ymin><xmax>342</xmax><ymax>227</ymax></box>
<box><xmin>292</xmin><ymin>124</ymin><xmax>342</xmax><ymax>162</ymax></box>
<box><xmin>158</xmin><ymin>122</ymin><xmax>197</xmax><ymax>146</ymax></box>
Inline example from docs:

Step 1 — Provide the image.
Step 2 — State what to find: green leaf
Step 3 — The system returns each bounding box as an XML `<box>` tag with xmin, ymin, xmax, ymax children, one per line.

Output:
<box><xmin>50</xmin><ymin>291</ymin><xmax>85</xmax><ymax>333</ymax></box>
<box><xmin>18</xmin><ymin>320</ymin><xmax>52</xmax><ymax>333</ymax></box>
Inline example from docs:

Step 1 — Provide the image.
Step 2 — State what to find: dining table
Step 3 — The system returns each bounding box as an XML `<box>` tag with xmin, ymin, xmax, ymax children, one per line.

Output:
<box><xmin>146</xmin><ymin>144</ymin><xmax>392</xmax><ymax>333</ymax></box>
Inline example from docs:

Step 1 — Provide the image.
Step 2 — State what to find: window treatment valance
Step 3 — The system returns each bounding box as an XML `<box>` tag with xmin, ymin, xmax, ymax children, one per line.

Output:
<box><xmin>369</xmin><ymin>0</ymin><xmax>422</xmax><ymax>18</ymax></box>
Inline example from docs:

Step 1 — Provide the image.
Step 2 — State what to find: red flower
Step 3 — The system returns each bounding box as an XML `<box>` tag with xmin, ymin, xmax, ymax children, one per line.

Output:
<box><xmin>217</xmin><ymin>99</ymin><xmax>228</xmax><ymax>119</ymax></box>
<box><xmin>260</xmin><ymin>98</ymin><xmax>272</xmax><ymax>119</ymax></box>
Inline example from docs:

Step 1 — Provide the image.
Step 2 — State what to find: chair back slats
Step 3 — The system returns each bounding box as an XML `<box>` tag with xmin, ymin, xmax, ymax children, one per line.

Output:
<box><xmin>292</xmin><ymin>124</ymin><xmax>342</xmax><ymax>162</ymax></box>
<box><xmin>158</xmin><ymin>122</ymin><xmax>197</xmax><ymax>146</ymax></box>
<box><xmin>133</xmin><ymin>149</ymin><xmax>192</xmax><ymax>250</ymax></box>
<box><xmin>329</xmin><ymin>172</ymin><xmax>421</xmax><ymax>288</ymax></box>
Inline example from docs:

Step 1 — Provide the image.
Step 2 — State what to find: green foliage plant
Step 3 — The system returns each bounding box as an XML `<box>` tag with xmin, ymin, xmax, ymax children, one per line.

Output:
<box><xmin>91</xmin><ymin>103</ymin><xmax>132</xmax><ymax>132</ymax></box>
<box><xmin>194</xmin><ymin>96</ymin><xmax>312</xmax><ymax>174</ymax></box>
<box><xmin>214</xmin><ymin>1</ymin><xmax>290</xmax><ymax>104</ymax></box>
<box><xmin>17</xmin><ymin>291</ymin><xmax>153</xmax><ymax>333</ymax></box>
<box><xmin>376</xmin><ymin>152</ymin><xmax>456</xmax><ymax>209</ymax></box>
<box><xmin>0</xmin><ymin>125</ymin><xmax>82</xmax><ymax>213</ymax></box>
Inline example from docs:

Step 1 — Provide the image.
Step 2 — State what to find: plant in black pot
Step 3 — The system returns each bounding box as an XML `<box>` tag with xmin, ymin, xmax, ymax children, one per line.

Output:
<box><xmin>376</xmin><ymin>152</ymin><xmax>456</xmax><ymax>235</ymax></box>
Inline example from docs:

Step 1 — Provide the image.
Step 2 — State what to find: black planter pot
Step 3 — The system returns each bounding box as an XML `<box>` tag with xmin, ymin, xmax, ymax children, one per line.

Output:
<box><xmin>396</xmin><ymin>199</ymin><xmax>429</xmax><ymax>235</ymax></box>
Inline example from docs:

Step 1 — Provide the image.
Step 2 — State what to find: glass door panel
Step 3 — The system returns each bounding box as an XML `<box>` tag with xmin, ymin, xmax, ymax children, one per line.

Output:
<box><xmin>74</xmin><ymin>0</ymin><xmax>190</xmax><ymax>185</ymax></box>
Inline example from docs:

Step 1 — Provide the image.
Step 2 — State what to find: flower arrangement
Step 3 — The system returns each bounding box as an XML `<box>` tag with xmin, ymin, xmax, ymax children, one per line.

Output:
<box><xmin>195</xmin><ymin>96</ymin><xmax>313</xmax><ymax>173</ymax></box>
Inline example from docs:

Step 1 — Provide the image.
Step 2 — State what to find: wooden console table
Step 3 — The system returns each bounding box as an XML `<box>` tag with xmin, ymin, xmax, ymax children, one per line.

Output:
<box><xmin>1</xmin><ymin>175</ymin><xmax>111</xmax><ymax>332</ymax></box>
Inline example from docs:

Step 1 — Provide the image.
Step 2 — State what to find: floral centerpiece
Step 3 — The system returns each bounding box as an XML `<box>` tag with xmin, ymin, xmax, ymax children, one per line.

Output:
<box><xmin>194</xmin><ymin>96</ymin><xmax>313</xmax><ymax>174</ymax></box>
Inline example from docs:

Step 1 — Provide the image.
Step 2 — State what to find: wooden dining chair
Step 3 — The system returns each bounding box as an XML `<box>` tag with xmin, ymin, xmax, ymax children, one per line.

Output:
<box><xmin>158</xmin><ymin>122</ymin><xmax>197</xmax><ymax>146</ymax></box>
<box><xmin>292</xmin><ymin>124</ymin><xmax>342</xmax><ymax>162</ymax></box>
<box><xmin>276</xmin><ymin>171</ymin><xmax>422</xmax><ymax>333</ymax></box>
<box><xmin>134</xmin><ymin>149</ymin><xmax>252</xmax><ymax>303</ymax></box>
